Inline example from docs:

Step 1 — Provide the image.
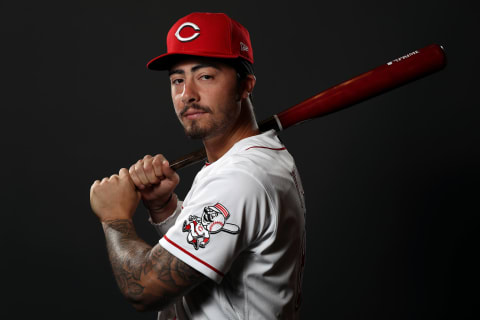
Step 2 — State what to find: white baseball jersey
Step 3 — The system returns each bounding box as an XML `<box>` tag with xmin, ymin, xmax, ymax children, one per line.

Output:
<box><xmin>157</xmin><ymin>130</ymin><xmax>306</xmax><ymax>319</ymax></box>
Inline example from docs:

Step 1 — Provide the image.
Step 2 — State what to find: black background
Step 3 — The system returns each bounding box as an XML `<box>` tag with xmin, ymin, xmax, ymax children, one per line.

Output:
<box><xmin>2</xmin><ymin>0</ymin><xmax>478</xmax><ymax>319</ymax></box>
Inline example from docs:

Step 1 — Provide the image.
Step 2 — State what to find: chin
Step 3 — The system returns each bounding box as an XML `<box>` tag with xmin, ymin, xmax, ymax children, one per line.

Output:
<box><xmin>183</xmin><ymin>118</ymin><xmax>230</xmax><ymax>140</ymax></box>
<box><xmin>184</xmin><ymin>125</ymin><xmax>210</xmax><ymax>140</ymax></box>
<box><xmin>185</xmin><ymin>131</ymin><xmax>207</xmax><ymax>140</ymax></box>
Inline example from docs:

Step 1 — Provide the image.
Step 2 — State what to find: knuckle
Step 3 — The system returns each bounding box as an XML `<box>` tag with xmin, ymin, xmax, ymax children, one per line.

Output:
<box><xmin>143</xmin><ymin>158</ymin><xmax>153</xmax><ymax>171</ymax></box>
<box><xmin>152</xmin><ymin>155</ymin><xmax>165</xmax><ymax>167</ymax></box>
<box><xmin>143</xmin><ymin>157</ymin><xmax>150</xmax><ymax>165</ymax></box>
<box><xmin>135</xmin><ymin>162</ymin><xmax>143</xmax><ymax>173</ymax></box>
<box><xmin>90</xmin><ymin>180</ymin><xmax>99</xmax><ymax>191</ymax></box>
<box><xmin>154</xmin><ymin>153</ymin><xmax>165</xmax><ymax>160</ymax></box>
<box><xmin>129</xmin><ymin>165</ymin><xmax>136</xmax><ymax>175</ymax></box>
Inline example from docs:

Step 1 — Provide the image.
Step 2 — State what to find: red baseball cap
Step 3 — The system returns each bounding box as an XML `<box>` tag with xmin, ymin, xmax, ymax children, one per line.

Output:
<box><xmin>147</xmin><ymin>12</ymin><xmax>254</xmax><ymax>70</ymax></box>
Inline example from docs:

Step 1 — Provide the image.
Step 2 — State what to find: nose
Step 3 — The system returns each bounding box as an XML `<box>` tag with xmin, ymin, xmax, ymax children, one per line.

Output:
<box><xmin>181</xmin><ymin>79</ymin><xmax>199</xmax><ymax>105</ymax></box>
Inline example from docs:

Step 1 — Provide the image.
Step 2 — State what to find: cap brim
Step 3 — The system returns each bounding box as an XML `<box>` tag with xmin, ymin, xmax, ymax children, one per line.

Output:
<box><xmin>147</xmin><ymin>53</ymin><xmax>182</xmax><ymax>70</ymax></box>
<box><xmin>147</xmin><ymin>52</ymin><xmax>250</xmax><ymax>70</ymax></box>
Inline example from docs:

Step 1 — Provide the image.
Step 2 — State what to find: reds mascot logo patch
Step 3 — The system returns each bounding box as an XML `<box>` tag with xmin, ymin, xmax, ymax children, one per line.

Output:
<box><xmin>182</xmin><ymin>203</ymin><xmax>240</xmax><ymax>250</ymax></box>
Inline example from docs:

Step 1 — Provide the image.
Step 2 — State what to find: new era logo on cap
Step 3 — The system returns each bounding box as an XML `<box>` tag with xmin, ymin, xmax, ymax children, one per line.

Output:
<box><xmin>147</xmin><ymin>12</ymin><xmax>254</xmax><ymax>70</ymax></box>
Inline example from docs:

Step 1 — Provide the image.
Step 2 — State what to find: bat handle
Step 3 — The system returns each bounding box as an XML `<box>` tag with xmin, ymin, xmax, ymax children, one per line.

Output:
<box><xmin>258</xmin><ymin>115</ymin><xmax>283</xmax><ymax>132</ymax></box>
<box><xmin>170</xmin><ymin>147</ymin><xmax>207</xmax><ymax>171</ymax></box>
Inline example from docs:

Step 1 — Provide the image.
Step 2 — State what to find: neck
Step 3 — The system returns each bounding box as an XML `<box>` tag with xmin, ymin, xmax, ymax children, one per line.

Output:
<box><xmin>203</xmin><ymin>99</ymin><xmax>259</xmax><ymax>163</ymax></box>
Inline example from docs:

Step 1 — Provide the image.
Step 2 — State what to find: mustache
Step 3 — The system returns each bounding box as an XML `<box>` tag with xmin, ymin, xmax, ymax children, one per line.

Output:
<box><xmin>179</xmin><ymin>104</ymin><xmax>212</xmax><ymax>117</ymax></box>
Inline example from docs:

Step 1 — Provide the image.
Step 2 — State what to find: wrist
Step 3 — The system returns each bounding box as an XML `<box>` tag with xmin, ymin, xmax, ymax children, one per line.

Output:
<box><xmin>100</xmin><ymin>218</ymin><xmax>134</xmax><ymax>232</ymax></box>
<box><xmin>97</xmin><ymin>212</ymin><xmax>133</xmax><ymax>225</ymax></box>
<box><xmin>148</xmin><ymin>193</ymin><xmax>178</xmax><ymax>223</ymax></box>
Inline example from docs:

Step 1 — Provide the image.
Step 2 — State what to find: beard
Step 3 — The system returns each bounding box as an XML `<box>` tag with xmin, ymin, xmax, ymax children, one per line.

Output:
<box><xmin>180</xmin><ymin>103</ymin><xmax>233</xmax><ymax>140</ymax></box>
<box><xmin>184</xmin><ymin>121</ymin><xmax>211</xmax><ymax>139</ymax></box>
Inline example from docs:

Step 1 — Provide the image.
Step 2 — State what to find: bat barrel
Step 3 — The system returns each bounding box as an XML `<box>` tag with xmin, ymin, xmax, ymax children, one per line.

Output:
<box><xmin>276</xmin><ymin>44</ymin><xmax>446</xmax><ymax>130</ymax></box>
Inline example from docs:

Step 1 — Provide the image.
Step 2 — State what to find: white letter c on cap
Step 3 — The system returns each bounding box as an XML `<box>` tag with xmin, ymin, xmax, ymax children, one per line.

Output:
<box><xmin>175</xmin><ymin>22</ymin><xmax>200</xmax><ymax>42</ymax></box>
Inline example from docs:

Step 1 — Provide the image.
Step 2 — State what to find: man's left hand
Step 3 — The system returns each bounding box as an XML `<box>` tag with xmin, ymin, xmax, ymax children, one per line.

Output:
<box><xmin>90</xmin><ymin>168</ymin><xmax>141</xmax><ymax>222</ymax></box>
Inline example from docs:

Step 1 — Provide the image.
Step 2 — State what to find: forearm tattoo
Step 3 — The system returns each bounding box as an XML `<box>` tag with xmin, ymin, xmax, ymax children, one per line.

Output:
<box><xmin>102</xmin><ymin>219</ymin><xmax>204</xmax><ymax>306</ymax></box>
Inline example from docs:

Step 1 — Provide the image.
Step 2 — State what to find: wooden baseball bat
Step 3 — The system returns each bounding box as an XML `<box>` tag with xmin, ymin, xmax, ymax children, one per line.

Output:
<box><xmin>170</xmin><ymin>44</ymin><xmax>446</xmax><ymax>170</ymax></box>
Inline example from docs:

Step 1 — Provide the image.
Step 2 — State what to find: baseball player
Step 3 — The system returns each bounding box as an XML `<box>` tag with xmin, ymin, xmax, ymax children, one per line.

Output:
<box><xmin>90</xmin><ymin>12</ymin><xmax>306</xmax><ymax>319</ymax></box>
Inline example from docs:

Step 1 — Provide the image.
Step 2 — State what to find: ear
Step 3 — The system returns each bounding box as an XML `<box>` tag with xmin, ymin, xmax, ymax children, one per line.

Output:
<box><xmin>240</xmin><ymin>74</ymin><xmax>256</xmax><ymax>100</ymax></box>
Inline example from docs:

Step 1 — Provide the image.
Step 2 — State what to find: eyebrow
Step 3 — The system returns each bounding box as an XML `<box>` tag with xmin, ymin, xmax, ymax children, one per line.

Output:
<box><xmin>168</xmin><ymin>63</ymin><xmax>221</xmax><ymax>76</ymax></box>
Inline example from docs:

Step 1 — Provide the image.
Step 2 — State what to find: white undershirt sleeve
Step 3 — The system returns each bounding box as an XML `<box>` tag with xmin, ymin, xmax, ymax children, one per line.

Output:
<box><xmin>148</xmin><ymin>200</ymin><xmax>183</xmax><ymax>237</ymax></box>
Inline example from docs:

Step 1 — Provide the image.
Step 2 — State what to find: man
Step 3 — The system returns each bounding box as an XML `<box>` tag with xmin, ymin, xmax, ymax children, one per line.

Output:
<box><xmin>90</xmin><ymin>12</ymin><xmax>306</xmax><ymax>319</ymax></box>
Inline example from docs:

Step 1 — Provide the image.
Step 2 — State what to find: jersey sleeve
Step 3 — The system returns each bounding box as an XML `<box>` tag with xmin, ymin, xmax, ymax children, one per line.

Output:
<box><xmin>159</xmin><ymin>169</ymin><xmax>273</xmax><ymax>283</ymax></box>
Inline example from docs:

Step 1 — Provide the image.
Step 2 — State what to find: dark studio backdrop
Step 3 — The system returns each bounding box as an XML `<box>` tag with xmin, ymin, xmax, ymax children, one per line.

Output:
<box><xmin>1</xmin><ymin>0</ymin><xmax>478</xmax><ymax>319</ymax></box>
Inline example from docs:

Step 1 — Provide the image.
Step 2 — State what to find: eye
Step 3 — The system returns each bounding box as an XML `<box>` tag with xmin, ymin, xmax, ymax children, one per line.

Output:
<box><xmin>200</xmin><ymin>74</ymin><xmax>213</xmax><ymax>80</ymax></box>
<box><xmin>171</xmin><ymin>78</ymin><xmax>184</xmax><ymax>85</ymax></box>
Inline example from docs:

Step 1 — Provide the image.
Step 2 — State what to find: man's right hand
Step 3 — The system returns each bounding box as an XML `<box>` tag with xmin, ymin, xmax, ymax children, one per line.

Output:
<box><xmin>129</xmin><ymin>154</ymin><xmax>180</xmax><ymax>221</ymax></box>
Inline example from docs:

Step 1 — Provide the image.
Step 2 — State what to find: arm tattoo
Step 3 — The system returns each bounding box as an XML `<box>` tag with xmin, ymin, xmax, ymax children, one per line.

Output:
<box><xmin>102</xmin><ymin>219</ymin><xmax>205</xmax><ymax>308</ymax></box>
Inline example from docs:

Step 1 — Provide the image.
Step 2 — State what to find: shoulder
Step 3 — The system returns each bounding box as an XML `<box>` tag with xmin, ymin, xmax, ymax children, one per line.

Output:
<box><xmin>199</xmin><ymin>163</ymin><xmax>268</xmax><ymax>199</ymax></box>
<box><xmin>191</xmin><ymin>130</ymin><xmax>298</xmax><ymax>205</ymax></box>
<box><xmin>214</xmin><ymin>130</ymin><xmax>295</xmax><ymax>183</ymax></box>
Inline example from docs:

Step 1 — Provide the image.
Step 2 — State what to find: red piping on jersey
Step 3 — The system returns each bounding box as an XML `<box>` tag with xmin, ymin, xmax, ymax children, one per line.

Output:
<box><xmin>163</xmin><ymin>235</ymin><xmax>225</xmax><ymax>277</ymax></box>
<box><xmin>245</xmin><ymin>146</ymin><xmax>287</xmax><ymax>151</ymax></box>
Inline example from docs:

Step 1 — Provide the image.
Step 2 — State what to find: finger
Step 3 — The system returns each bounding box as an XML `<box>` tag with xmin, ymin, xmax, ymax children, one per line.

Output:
<box><xmin>143</xmin><ymin>155</ymin><xmax>161</xmax><ymax>185</ymax></box>
<box><xmin>90</xmin><ymin>180</ymin><xmax>100</xmax><ymax>193</ymax></box>
<box><xmin>134</xmin><ymin>160</ymin><xmax>150</xmax><ymax>185</ymax></box>
<box><xmin>162</xmin><ymin>160</ymin><xmax>180</xmax><ymax>183</ymax></box>
<box><xmin>119</xmin><ymin>167</ymin><xmax>129</xmax><ymax>178</ymax></box>
<box><xmin>119</xmin><ymin>168</ymin><xmax>137</xmax><ymax>189</ymax></box>
<box><xmin>129</xmin><ymin>164</ymin><xmax>144</xmax><ymax>189</ymax></box>
<box><xmin>152</xmin><ymin>154</ymin><xmax>167</xmax><ymax>179</ymax></box>
<box><xmin>101</xmin><ymin>177</ymin><xmax>108</xmax><ymax>184</ymax></box>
